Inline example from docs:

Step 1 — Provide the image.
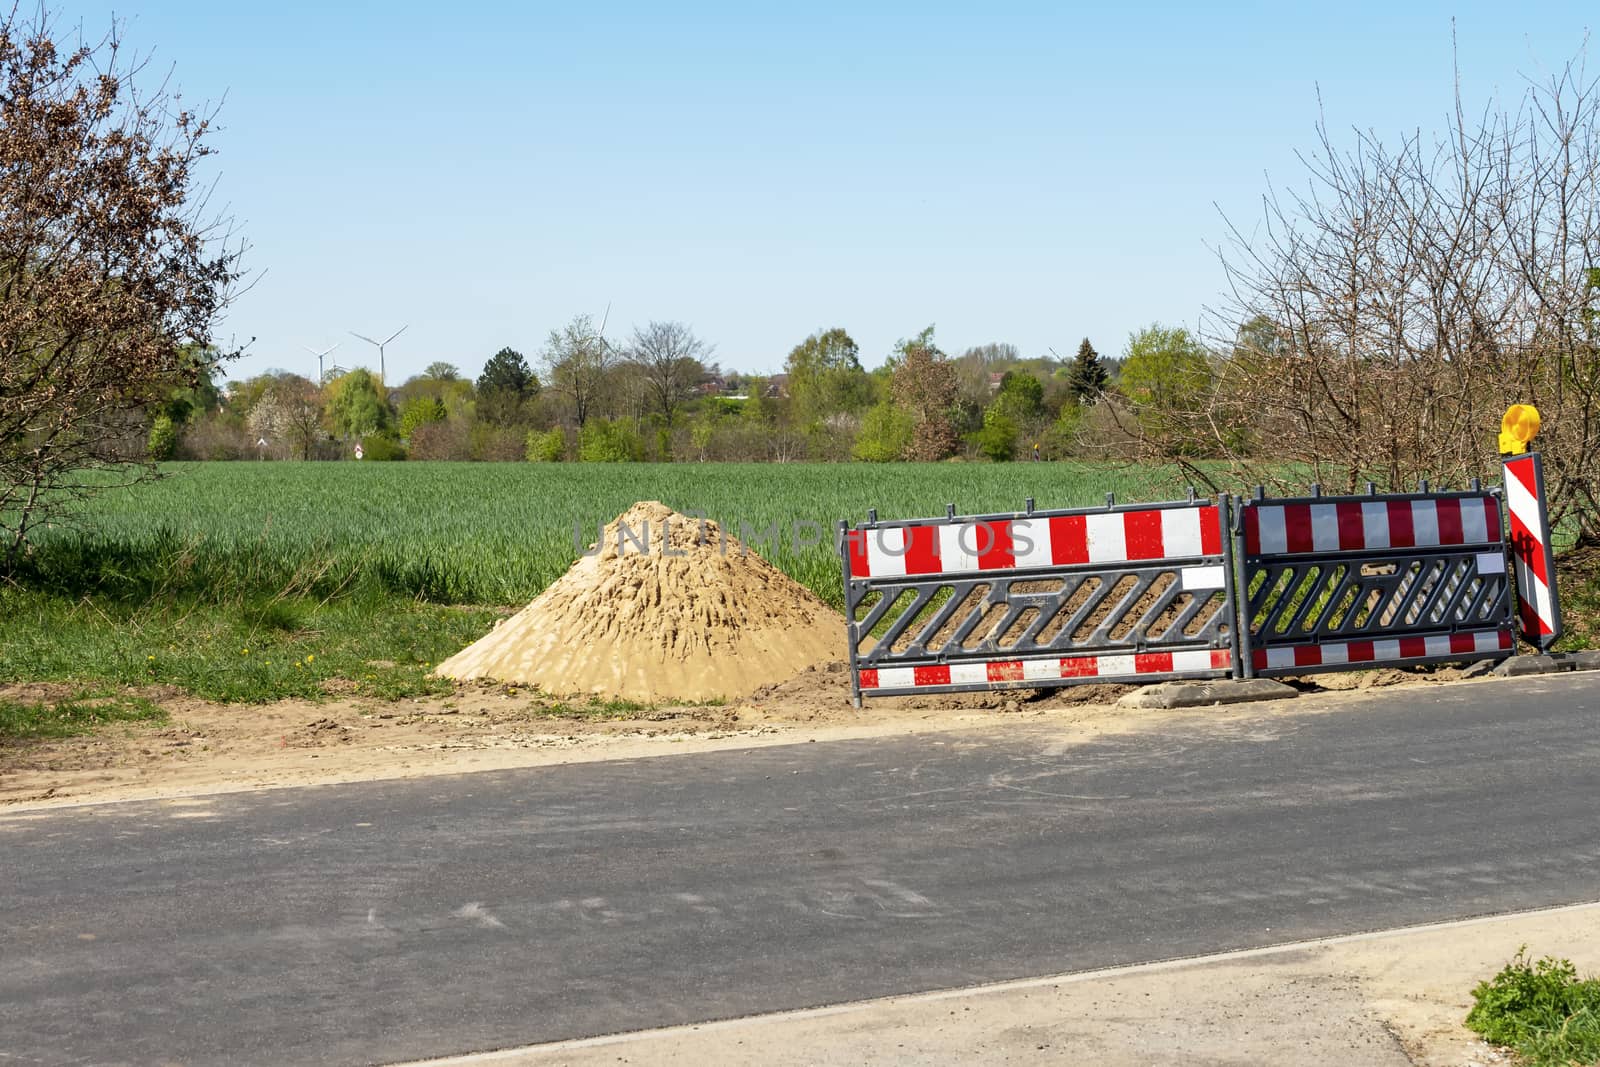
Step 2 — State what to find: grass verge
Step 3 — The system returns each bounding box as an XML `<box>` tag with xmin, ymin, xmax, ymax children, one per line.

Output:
<box><xmin>1466</xmin><ymin>949</ymin><xmax>1600</xmax><ymax>1066</ymax></box>
<box><xmin>0</xmin><ymin>689</ymin><xmax>166</xmax><ymax>743</ymax></box>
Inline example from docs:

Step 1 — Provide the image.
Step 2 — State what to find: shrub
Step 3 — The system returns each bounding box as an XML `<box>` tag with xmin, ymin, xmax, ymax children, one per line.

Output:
<box><xmin>1466</xmin><ymin>949</ymin><xmax>1600</xmax><ymax>1067</ymax></box>
<box><xmin>578</xmin><ymin>419</ymin><xmax>643</xmax><ymax>463</ymax></box>
<box><xmin>525</xmin><ymin>427</ymin><xmax>566</xmax><ymax>462</ymax></box>
<box><xmin>359</xmin><ymin>433</ymin><xmax>406</xmax><ymax>462</ymax></box>
<box><xmin>852</xmin><ymin>402</ymin><xmax>913</xmax><ymax>462</ymax></box>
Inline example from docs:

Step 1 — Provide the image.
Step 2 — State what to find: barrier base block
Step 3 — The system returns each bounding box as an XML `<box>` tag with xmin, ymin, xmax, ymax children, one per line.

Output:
<box><xmin>1117</xmin><ymin>678</ymin><xmax>1298</xmax><ymax>710</ymax></box>
<box><xmin>1493</xmin><ymin>654</ymin><xmax>1568</xmax><ymax>677</ymax></box>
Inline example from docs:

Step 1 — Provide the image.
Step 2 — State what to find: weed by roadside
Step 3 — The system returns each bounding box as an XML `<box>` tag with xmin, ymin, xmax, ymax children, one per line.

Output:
<box><xmin>0</xmin><ymin>690</ymin><xmax>166</xmax><ymax>742</ymax></box>
<box><xmin>1466</xmin><ymin>948</ymin><xmax>1600</xmax><ymax>1066</ymax></box>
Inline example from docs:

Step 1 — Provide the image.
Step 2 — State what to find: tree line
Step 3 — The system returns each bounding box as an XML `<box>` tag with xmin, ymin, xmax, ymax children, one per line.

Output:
<box><xmin>157</xmin><ymin>319</ymin><xmax>1202</xmax><ymax>464</ymax></box>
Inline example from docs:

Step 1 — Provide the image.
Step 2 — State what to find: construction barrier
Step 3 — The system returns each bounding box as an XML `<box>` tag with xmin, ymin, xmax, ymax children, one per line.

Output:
<box><xmin>837</xmin><ymin>496</ymin><xmax>1239</xmax><ymax>704</ymax></box>
<box><xmin>1503</xmin><ymin>452</ymin><xmax>1563</xmax><ymax>650</ymax></box>
<box><xmin>1236</xmin><ymin>486</ymin><xmax>1515</xmax><ymax>677</ymax></box>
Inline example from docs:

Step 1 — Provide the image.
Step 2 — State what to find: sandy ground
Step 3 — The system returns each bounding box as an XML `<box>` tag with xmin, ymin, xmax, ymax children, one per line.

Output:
<box><xmin>396</xmin><ymin>901</ymin><xmax>1600</xmax><ymax>1067</ymax></box>
<box><xmin>1</xmin><ymin>659</ymin><xmax>1481</xmax><ymax>811</ymax></box>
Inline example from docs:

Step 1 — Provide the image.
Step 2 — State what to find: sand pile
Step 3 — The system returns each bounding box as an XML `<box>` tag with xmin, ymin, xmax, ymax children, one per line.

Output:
<box><xmin>434</xmin><ymin>501</ymin><xmax>846</xmax><ymax>703</ymax></box>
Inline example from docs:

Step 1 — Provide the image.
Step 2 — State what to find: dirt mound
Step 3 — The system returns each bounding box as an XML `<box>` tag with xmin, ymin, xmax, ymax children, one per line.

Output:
<box><xmin>433</xmin><ymin>501</ymin><xmax>847</xmax><ymax>702</ymax></box>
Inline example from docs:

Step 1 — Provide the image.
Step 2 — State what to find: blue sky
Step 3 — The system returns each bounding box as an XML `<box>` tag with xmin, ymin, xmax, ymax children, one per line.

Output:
<box><xmin>49</xmin><ymin>1</ymin><xmax>1598</xmax><ymax>383</ymax></box>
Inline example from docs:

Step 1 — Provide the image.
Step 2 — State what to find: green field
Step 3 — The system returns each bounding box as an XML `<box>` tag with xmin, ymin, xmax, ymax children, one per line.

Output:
<box><xmin>17</xmin><ymin>461</ymin><xmax>1208</xmax><ymax>606</ymax></box>
<box><xmin>0</xmin><ymin>461</ymin><xmax>1207</xmax><ymax>706</ymax></box>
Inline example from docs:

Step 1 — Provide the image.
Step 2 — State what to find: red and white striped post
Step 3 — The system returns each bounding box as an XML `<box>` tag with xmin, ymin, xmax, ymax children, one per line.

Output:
<box><xmin>1502</xmin><ymin>451</ymin><xmax>1562</xmax><ymax>650</ymax></box>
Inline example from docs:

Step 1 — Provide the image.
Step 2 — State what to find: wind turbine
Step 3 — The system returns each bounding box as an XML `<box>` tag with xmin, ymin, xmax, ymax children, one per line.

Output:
<box><xmin>302</xmin><ymin>342</ymin><xmax>341</xmax><ymax>386</ymax></box>
<box><xmin>348</xmin><ymin>325</ymin><xmax>408</xmax><ymax>382</ymax></box>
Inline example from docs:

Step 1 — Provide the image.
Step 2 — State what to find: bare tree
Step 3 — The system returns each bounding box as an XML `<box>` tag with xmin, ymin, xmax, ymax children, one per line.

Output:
<box><xmin>541</xmin><ymin>314</ymin><xmax>614</xmax><ymax>428</ymax></box>
<box><xmin>626</xmin><ymin>320</ymin><xmax>710</xmax><ymax>426</ymax></box>
<box><xmin>1202</xmin><ymin>43</ymin><xmax>1600</xmax><ymax>538</ymax></box>
<box><xmin>0</xmin><ymin>10</ymin><xmax>242</xmax><ymax>563</ymax></box>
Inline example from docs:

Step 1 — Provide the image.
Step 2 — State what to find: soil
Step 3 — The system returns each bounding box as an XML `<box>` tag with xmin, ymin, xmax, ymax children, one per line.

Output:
<box><xmin>0</xmin><ymin>658</ymin><xmax>1492</xmax><ymax>811</ymax></box>
<box><xmin>434</xmin><ymin>502</ymin><xmax>846</xmax><ymax>703</ymax></box>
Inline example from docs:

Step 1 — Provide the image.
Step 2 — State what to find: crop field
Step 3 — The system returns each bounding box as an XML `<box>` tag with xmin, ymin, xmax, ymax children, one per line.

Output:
<box><xmin>20</xmin><ymin>461</ymin><xmax>1210</xmax><ymax>607</ymax></box>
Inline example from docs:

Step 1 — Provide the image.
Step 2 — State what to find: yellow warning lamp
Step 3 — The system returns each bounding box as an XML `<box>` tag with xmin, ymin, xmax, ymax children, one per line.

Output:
<box><xmin>1499</xmin><ymin>404</ymin><xmax>1541</xmax><ymax>456</ymax></box>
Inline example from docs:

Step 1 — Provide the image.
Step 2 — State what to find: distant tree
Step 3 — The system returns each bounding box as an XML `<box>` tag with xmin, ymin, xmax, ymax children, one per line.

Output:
<box><xmin>424</xmin><ymin>361</ymin><xmax>461</xmax><ymax>381</ymax></box>
<box><xmin>626</xmin><ymin>321</ymin><xmax>709</xmax><ymax>426</ymax></box>
<box><xmin>147</xmin><ymin>416</ymin><xmax>177</xmax><ymax>461</ymax></box>
<box><xmin>0</xmin><ymin>10</ymin><xmax>243</xmax><ymax>563</ymax></box>
<box><xmin>973</xmin><ymin>406</ymin><xmax>1019</xmax><ymax>462</ymax></box>
<box><xmin>891</xmin><ymin>326</ymin><xmax>958</xmax><ymax>461</ymax></box>
<box><xmin>476</xmin><ymin>347</ymin><xmax>538</xmax><ymax>425</ymax></box>
<box><xmin>1066</xmin><ymin>338</ymin><xmax>1109</xmax><ymax>402</ymax></box>
<box><xmin>853</xmin><ymin>402</ymin><xmax>914</xmax><ymax>462</ymax></box>
<box><xmin>993</xmin><ymin>371</ymin><xmax>1044</xmax><ymax>421</ymax></box>
<box><xmin>542</xmin><ymin>315</ymin><xmax>615</xmax><ymax>428</ymax></box>
<box><xmin>785</xmin><ymin>328</ymin><xmax>873</xmax><ymax>424</ymax></box>
<box><xmin>959</xmin><ymin>342</ymin><xmax>1020</xmax><ymax>366</ymax></box>
<box><xmin>323</xmin><ymin>368</ymin><xmax>390</xmax><ymax>440</ymax></box>
<box><xmin>1121</xmin><ymin>325</ymin><xmax>1212</xmax><ymax>415</ymax></box>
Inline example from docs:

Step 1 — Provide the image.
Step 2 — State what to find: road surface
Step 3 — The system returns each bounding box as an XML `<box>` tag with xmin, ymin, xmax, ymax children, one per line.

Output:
<box><xmin>2</xmin><ymin>673</ymin><xmax>1597</xmax><ymax>1065</ymax></box>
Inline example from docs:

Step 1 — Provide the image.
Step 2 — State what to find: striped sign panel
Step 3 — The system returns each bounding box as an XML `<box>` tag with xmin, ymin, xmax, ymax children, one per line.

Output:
<box><xmin>1503</xmin><ymin>454</ymin><xmax>1561</xmax><ymax>648</ymax></box>
<box><xmin>847</xmin><ymin>505</ymin><xmax>1222</xmax><ymax>579</ymax></box>
<box><xmin>859</xmin><ymin>648</ymin><xmax>1233</xmax><ymax>691</ymax></box>
<box><xmin>1243</xmin><ymin>496</ymin><xmax>1501</xmax><ymax>556</ymax></box>
<box><xmin>1251</xmin><ymin>629</ymin><xmax>1511</xmax><ymax>672</ymax></box>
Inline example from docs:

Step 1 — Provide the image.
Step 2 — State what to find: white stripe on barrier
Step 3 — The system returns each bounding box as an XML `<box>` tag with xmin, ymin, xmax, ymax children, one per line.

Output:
<box><xmin>1411</xmin><ymin>500</ymin><xmax>1440</xmax><ymax>547</ymax></box>
<box><xmin>866</xmin><ymin>527</ymin><xmax>908</xmax><ymax>578</ymax></box>
<box><xmin>1022</xmin><ymin>658</ymin><xmax>1059</xmax><ymax>681</ymax></box>
<box><xmin>1310</xmin><ymin>503</ymin><xmax>1340</xmax><ymax>552</ymax></box>
<box><xmin>1461</xmin><ymin>502</ymin><xmax>1488</xmax><ymax>545</ymax></box>
<box><xmin>1360</xmin><ymin>501</ymin><xmax>1390</xmax><ymax>549</ymax></box>
<box><xmin>1171</xmin><ymin>649</ymin><xmax>1214</xmax><ymax>673</ymax></box>
<box><xmin>1161</xmin><ymin>508</ymin><xmax>1204</xmax><ymax>558</ymax></box>
<box><xmin>938</xmin><ymin>524</ymin><xmax>977</xmax><ymax>573</ymax></box>
<box><xmin>1258</xmin><ymin>507</ymin><xmax>1288</xmax><ymax>555</ymax></box>
<box><xmin>1180</xmin><ymin>565</ymin><xmax>1226</xmax><ymax>590</ymax></box>
<box><xmin>1010</xmin><ymin>518</ymin><xmax>1053</xmax><ymax>569</ymax></box>
<box><xmin>1085</xmin><ymin>512</ymin><xmax>1126</xmax><ymax>563</ymax></box>
<box><xmin>949</xmin><ymin>662</ymin><xmax>987</xmax><ymax>685</ymax></box>
<box><xmin>1098</xmin><ymin>653</ymin><xmax>1136</xmax><ymax>676</ymax></box>
<box><xmin>876</xmin><ymin>666</ymin><xmax>915</xmax><ymax>689</ymax></box>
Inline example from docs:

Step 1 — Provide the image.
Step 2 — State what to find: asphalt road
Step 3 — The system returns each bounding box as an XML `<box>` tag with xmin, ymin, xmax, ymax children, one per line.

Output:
<box><xmin>2</xmin><ymin>673</ymin><xmax>1598</xmax><ymax>1067</ymax></box>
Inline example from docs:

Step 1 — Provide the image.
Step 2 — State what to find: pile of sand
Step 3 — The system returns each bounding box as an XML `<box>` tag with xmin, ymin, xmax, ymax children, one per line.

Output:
<box><xmin>433</xmin><ymin>501</ymin><xmax>846</xmax><ymax>703</ymax></box>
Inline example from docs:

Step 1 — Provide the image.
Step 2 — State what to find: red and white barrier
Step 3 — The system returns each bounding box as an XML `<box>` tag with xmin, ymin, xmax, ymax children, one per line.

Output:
<box><xmin>859</xmin><ymin>648</ymin><xmax>1234</xmax><ymax>692</ymax></box>
<box><xmin>1249</xmin><ymin>629</ymin><xmax>1512</xmax><ymax>672</ymax></box>
<box><xmin>1502</xmin><ymin>453</ymin><xmax>1562</xmax><ymax>649</ymax></box>
<box><xmin>1243</xmin><ymin>497</ymin><xmax>1501</xmax><ymax>556</ymax></box>
<box><xmin>847</xmin><ymin>504</ymin><xmax>1222</xmax><ymax>579</ymax></box>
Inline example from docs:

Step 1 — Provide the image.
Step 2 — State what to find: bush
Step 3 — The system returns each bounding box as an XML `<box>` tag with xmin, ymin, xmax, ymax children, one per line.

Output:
<box><xmin>852</xmin><ymin>401</ymin><xmax>913</xmax><ymax>462</ymax></box>
<box><xmin>972</xmin><ymin>407</ymin><xmax>1019</xmax><ymax>462</ymax></box>
<box><xmin>1466</xmin><ymin>949</ymin><xmax>1600</xmax><ymax>1067</ymax></box>
<box><xmin>147</xmin><ymin>415</ymin><xmax>177</xmax><ymax>461</ymax></box>
<box><xmin>578</xmin><ymin>419</ymin><xmax>643</xmax><ymax>463</ymax></box>
<box><xmin>359</xmin><ymin>433</ymin><xmax>406</xmax><ymax>461</ymax></box>
<box><xmin>525</xmin><ymin>427</ymin><xmax>566</xmax><ymax>462</ymax></box>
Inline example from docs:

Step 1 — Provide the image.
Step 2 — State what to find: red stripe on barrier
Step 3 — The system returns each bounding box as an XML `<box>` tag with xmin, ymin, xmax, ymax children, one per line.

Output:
<box><xmin>1200</xmin><ymin>505</ymin><xmax>1223</xmax><ymax>556</ymax></box>
<box><xmin>1244</xmin><ymin>506</ymin><xmax>1261</xmax><ymax>555</ymax></box>
<box><xmin>1050</xmin><ymin>514</ymin><xmax>1089</xmax><ymax>565</ymax></box>
<box><xmin>913</xmin><ymin>664</ymin><xmax>950</xmax><ymax>686</ymax></box>
<box><xmin>1124</xmin><ymin>510</ymin><xmax>1167</xmax><ymax>560</ymax></box>
<box><xmin>1483</xmin><ymin>497</ymin><xmax>1502</xmax><ymax>543</ymax></box>
<box><xmin>1284</xmin><ymin>503</ymin><xmax>1314</xmax><ymax>554</ymax></box>
<box><xmin>847</xmin><ymin>530</ymin><xmax>871</xmax><ymax>578</ymax></box>
<box><xmin>1386</xmin><ymin>500</ymin><xmax>1415</xmax><ymax>547</ymax></box>
<box><xmin>1293</xmin><ymin>645</ymin><xmax>1322</xmax><ymax>667</ymax></box>
<box><xmin>1135</xmin><ymin>651</ymin><xmax>1173</xmax><ymax>673</ymax></box>
<box><xmin>1398</xmin><ymin>636</ymin><xmax>1427</xmax><ymax>659</ymax></box>
<box><xmin>1347</xmin><ymin>640</ymin><xmax>1376</xmax><ymax>663</ymax></box>
<box><xmin>1436</xmin><ymin>498</ymin><xmax>1463</xmax><ymax>545</ymax></box>
<box><xmin>1449</xmin><ymin>633</ymin><xmax>1477</xmax><ymax>655</ymax></box>
<box><xmin>1499</xmin><ymin>629</ymin><xmax>1513</xmax><ymax>649</ymax></box>
<box><xmin>903</xmin><ymin>525</ymin><xmax>942</xmax><ymax>575</ymax></box>
<box><xmin>987</xmin><ymin>660</ymin><xmax>1024</xmax><ymax>682</ymax></box>
<box><xmin>1061</xmin><ymin>655</ymin><xmax>1099</xmax><ymax>677</ymax></box>
<box><xmin>1252</xmin><ymin>648</ymin><xmax>1268</xmax><ymax>670</ymax></box>
<box><xmin>859</xmin><ymin>669</ymin><xmax>879</xmax><ymax>689</ymax></box>
<box><xmin>1336</xmin><ymin>502</ymin><xmax>1366</xmax><ymax>551</ymax></box>
<box><xmin>975</xmin><ymin>520</ymin><xmax>1016</xmax><ymax>571</ymax></box>
<box><xmin>1211</xmin><ymin>648</ymin><xmax>1232</xmax><ymax>669</ymax></box>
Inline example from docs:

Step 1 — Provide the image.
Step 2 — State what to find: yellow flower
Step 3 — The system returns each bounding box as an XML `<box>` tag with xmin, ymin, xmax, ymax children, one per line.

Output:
<box><xmin>306</xmin><ymin>655</ymin><xmax>314</xmax><ymax>663</ymax></box>
<box><xmin>241</xmin><ymin>648</ymin><xmax>249</xmax><ymax>655</ymax></box>
<box><xmin>147</xmin><ymin>655</ymin><xmax>155</xmax><ymax>660</ymax></box>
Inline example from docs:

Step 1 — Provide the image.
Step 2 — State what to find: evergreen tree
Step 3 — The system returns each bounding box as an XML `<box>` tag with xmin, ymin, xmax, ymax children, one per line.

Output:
<box><xmin>477</xmin><ymin>347</ymin><xmax>539</xmax><ymax>425</ymax></box>
<box><xmin>1067</xmin><ymin>338</ymin><xmax>1109</xmax><ymax>402</ymax></box>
